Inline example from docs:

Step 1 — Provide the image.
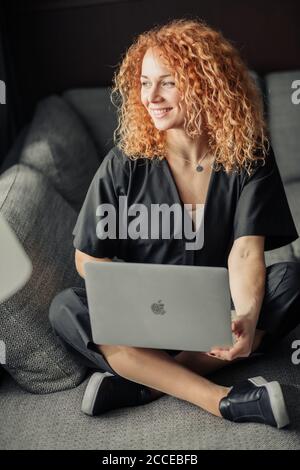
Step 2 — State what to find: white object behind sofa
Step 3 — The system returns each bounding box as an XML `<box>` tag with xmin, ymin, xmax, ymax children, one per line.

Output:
<box><xmin>0</xmin><ymin>213</ymin><xmax>32</xmax><ymax>303</ymax></box>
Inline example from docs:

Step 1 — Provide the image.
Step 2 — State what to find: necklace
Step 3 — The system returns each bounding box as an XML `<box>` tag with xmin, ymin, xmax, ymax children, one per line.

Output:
<box><xmin>168</xmin><ymin>147</ymin><xmax>211</xmax><ymax>172</ymax></box>
<box><xmin>195</xmin><ymin>148</ymin><xmax>210</xmax><ymax>172</ymax></box>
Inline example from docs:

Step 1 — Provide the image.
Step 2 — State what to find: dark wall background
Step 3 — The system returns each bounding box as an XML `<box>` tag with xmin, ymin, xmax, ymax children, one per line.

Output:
<box><xmin>0</xmin><ymin>0</ymin><xmax>300</xmax><ymax>163</ymax></box>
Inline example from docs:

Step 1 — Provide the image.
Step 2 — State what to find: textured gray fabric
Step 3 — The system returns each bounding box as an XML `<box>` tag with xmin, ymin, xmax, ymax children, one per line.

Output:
<box><xmin>0</xmin><ymin>326</ymin><xmax>299</xmax><ymax>450</ymax></box>
<box><xmin>266</xmin><ymin>71</ymin><xmax>300</xmax><ymax>184</ymax></box>
<box><xmin>0</xmin><ymin>164</ymin><xmax>87</xmax><ymax>393</ymax></box>
<box><xmin>19</xmin><ymin>95</ymin><xmax>100</xmax><ymax>212</ymax></box>
<box><xmin>63</xmin><ymin>88</ymin><xmax>118</xmax><ymax>160</ymax></box>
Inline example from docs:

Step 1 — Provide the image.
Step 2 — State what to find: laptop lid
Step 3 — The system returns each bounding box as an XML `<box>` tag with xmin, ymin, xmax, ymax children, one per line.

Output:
<box><xmin>0</xmin><ymin>214</ymin><xmax>32</xmax><ymax>303</ymax></box>
<box><xmin>84</xmin><ymin>261</ymin><xmax>233</xmax><ymax>352</ymax></box>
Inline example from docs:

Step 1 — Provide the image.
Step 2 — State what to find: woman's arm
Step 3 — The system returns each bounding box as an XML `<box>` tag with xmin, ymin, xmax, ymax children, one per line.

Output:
<box><xmin>228</xmin><ymin>235</ymin><xmax>266</xmax><ymax>323</ymax></box>
<box><xmin>208</xmin><ymin>235</ymin><xmax>266</xmax><ymax>360</ymax></box>
<box><xmin>75</xmin><ymin>248</ymin><xmax>112</xmax><ymax>279</ymax></box>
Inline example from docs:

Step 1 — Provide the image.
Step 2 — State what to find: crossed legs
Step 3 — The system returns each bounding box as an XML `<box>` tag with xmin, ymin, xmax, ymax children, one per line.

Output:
<box><xmin>97</xmin><ymin>329</ymin><xmax>265</xmax><ymax>417</ymax></box>
<box><xmin>49</xmin><ymin>262</ymin><xmax>300</xmax><ymax>418</ymax></box>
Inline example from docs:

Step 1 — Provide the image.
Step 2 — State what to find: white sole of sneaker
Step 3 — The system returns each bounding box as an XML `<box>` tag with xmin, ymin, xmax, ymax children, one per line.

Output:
<box><xmin>249</xmin><ymin>376</ymin><xmax>290</xmax><ymax>429</ymax></box>
<box><xmin>81</xmin><ymin>371</ymin><xmax>114</xmax><ymax>416</ymax></box>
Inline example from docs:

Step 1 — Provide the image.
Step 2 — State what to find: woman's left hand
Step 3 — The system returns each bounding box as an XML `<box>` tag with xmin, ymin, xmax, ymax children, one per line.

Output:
<box><xmin>206</xmin><ymin>314</ymin><xmax>257</xmax><ymax>361</ymax></box>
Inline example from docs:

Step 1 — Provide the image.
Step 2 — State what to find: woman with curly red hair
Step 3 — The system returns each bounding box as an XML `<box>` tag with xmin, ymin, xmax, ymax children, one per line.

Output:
<box><xmin>111</xmin><ymin>18</ymin><xmax>268</xmax><ymax>173</ymax></box>
<box><xmin>49</xmin><ymin>19</ymin><xmax>299</xmax><ymax>428</ymax></box>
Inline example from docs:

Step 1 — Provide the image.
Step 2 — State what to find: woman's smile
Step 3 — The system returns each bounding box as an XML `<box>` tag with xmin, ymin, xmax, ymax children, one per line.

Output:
<box><xmin>150</xmin><ymin>107</ymin><xmax>173</xmax><ymax>118</ymax></box>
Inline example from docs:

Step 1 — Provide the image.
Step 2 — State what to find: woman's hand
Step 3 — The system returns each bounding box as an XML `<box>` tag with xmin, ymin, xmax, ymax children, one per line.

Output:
<box><xmin>206</xmin><ymin>314</ymin><xmax>257</xmax><ymax>361</ymax></box>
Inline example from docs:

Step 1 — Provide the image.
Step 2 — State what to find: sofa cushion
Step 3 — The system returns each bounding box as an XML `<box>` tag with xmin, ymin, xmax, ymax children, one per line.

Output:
<box><xmin>19</xmin><ymin>95</ymin><xmax>100</xmax><ymax>212</ymax></box>
<box><xmin>266</xmin><ymin>71</ymin><xmax>300</xmax><ymax>184</ymax></box>
<box><xmin>0</xmin><ymin>164</ymin><xmax>87</xmax><ymax>393</ymax></box>
<box><xmin>63</xmin><ymin>87</ymin><xmax>118</xmax><ymax>160</ymax></box>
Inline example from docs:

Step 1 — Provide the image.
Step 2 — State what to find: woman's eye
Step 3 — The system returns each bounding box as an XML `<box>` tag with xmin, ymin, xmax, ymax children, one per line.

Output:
<box><xmin>141</xmin><ymin>81</ymin><xmax>175</xmax><ymax>87</ymax></box>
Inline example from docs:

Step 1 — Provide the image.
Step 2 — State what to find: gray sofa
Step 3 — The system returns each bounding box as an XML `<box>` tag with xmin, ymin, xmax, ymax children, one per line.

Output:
<box><xmin>0</xmin><ymin>71</ymin><xmax>299</xmax><ymax>450</ymax></box>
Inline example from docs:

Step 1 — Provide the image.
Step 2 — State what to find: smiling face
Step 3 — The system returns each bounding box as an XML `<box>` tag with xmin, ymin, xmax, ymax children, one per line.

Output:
<box><xmin>140</xmin><ymin>47</ymin><xmax>186</xmax><ymax>131</ymax></box>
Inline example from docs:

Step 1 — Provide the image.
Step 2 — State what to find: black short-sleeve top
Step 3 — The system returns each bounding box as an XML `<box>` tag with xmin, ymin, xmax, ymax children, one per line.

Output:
<box><xmin>72</xmin><ymin>145</ymin><xmax>298</xmax><ymax>267</ymax></box>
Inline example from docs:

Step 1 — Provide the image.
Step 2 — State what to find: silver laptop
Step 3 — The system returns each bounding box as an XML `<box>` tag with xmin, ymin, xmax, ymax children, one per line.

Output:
<box><xmin>84</xmin><ymin>261</ymin><xmax>233</xmax><ymax>352</ymax></box>
<box><xmin>0</xmin><ymin>214</ymin><xmax>32</xmax><ymax>303</ymax></box>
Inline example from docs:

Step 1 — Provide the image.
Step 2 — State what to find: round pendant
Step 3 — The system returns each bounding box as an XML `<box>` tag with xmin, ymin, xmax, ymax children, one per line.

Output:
<box><xmin>196</xmin><ymin>164</ymin><xmax>203</xmax><ymax>172</ymax></box>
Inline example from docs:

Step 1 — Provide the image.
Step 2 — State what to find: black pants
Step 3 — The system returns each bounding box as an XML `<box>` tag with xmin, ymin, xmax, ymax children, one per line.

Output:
<box><xmin>49</xmin><ymin>262</ymin><xmax>300</xmax><ymax>377</ymax></box>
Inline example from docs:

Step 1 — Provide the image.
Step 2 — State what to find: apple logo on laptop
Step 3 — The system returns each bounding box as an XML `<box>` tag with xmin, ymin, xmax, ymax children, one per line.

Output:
<box><xmin>151</xmin><ymin>300</ymin><xmax>166</xmax><ymax>315</ymax></box>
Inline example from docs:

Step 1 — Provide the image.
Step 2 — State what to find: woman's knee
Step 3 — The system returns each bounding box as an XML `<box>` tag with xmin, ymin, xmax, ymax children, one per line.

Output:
<box><xmin>267</xmin><ymin>261</ymin><xmax>300</xmax><ymax>300</ymax></box>
<box><xmin>48</xmin><ymin>288</ymin><xmax>75</xmax><ymax>331</ymax></box>
<box><xmin>99</xmin><ymin>343</ymin><xmax>135</xmax><ymax>359</ymax></box>
<box><xmin>98</xmin><ymin>344</ymin><xmax>144</xmax><ymax>374</ymax></box>
<box><xmin>286</xmin><ymin>262</ymin><xmax>300</xmax><ymax>290</ymax></box>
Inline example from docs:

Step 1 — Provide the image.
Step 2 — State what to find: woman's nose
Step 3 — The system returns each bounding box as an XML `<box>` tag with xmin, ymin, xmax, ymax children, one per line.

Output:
<box><xmin>147</xmin><ymin>84</ymin><xmax>162</xmax><ymax>103</ymax></box>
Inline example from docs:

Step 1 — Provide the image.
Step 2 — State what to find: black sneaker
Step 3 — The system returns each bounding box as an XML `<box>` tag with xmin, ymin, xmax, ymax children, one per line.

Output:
<box><xmin>81</xmin><ymin>372</ymin><xmax>153</xmax><ymax>416</ymax></box>
<box><xmin>219</xmin><ymin>376</ymin><xmax>290</xmax><ymax>429</ymax></box>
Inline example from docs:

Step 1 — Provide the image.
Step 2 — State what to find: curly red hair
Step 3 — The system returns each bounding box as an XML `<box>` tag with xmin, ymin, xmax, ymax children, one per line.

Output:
<box><xmin>111</xmin><ymin>18</ymin><xmax>269</xmax><ymax>174</ymax></box>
